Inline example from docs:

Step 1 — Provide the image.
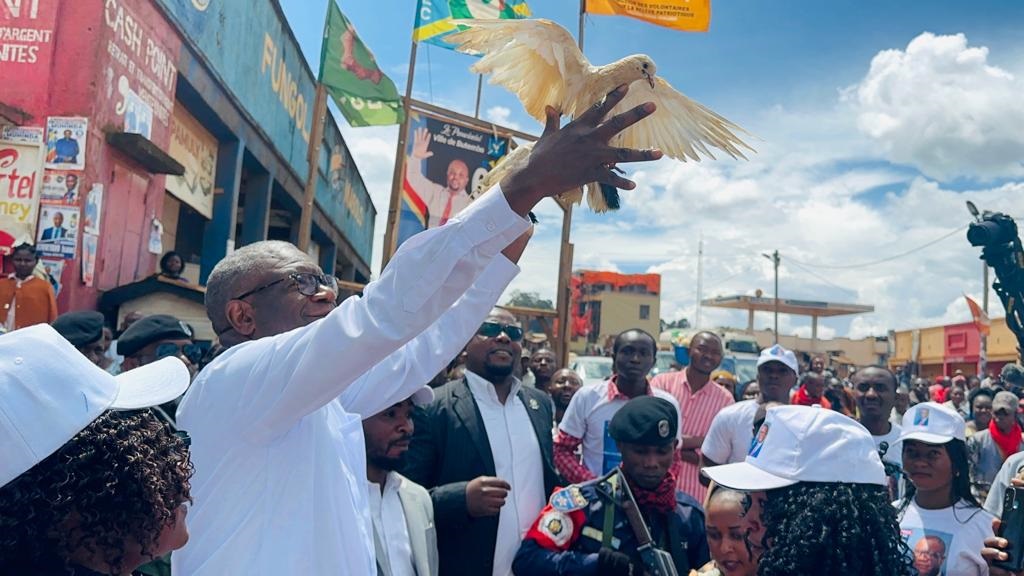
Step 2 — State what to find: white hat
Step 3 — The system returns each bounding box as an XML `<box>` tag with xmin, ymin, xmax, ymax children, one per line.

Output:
<box><xmin>702</xmin><ymin>405</ymin><xmax>886</xmax><ymax>490</ymax></box>
<box><xmin>0</xmin><ymin>324</ymin><xmax>190</xmax><ymax>488</ymax></box>
<box><xmin>410</xmin><ymin>386</ymin><xmax>435</xmax><ymax>407</ymax></box>
<box><xmin>898</xmin><ymin>402</ymin><xmax>965</xmax><ymax>444</ymax></box>
<box><xmin>757</xmin><ymin>344</ymin><xmax>798</xmax><ymax>374</ymax></box>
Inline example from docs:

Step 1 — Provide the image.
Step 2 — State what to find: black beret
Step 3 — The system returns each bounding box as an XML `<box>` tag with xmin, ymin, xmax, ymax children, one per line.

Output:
<box><xmin>117</xmin><ymin>314</ymin><xmax>193</xmax><ymax>357</ymax></box>
<box><xmin>609</xmin><ymin>396</ymin><xmax>678</xmax><ymax>446</ymax></box>
<box><xmin>51</xmin><ymin>311</ymin><xmax>105</xmax><ymax>347</ymax></box>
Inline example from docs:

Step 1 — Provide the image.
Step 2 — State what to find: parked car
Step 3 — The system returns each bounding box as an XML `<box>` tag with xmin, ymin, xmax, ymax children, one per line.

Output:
<box><xmin>570</xmin><ymin>355</ymin><xmax>614</xmax><ymax>386</ymax></box>
<box><xmin>650</xmin><ymin>350</ymin><xmax>678</xmax><ymax>377</ymax></box>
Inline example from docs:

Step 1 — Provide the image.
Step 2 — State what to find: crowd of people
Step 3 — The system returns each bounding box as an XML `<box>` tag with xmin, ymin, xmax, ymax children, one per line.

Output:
<box><xmin>5</xmin><ymin>85</ymin><xmax>1024</xmax><ymax>576</ymax></box>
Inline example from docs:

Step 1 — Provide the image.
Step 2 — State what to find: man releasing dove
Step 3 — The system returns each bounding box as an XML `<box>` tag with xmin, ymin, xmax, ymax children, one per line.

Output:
<box><xmin>450</xmin><ymin>18</ymin><xmax>754</xmax><ymax>212</ymax></box>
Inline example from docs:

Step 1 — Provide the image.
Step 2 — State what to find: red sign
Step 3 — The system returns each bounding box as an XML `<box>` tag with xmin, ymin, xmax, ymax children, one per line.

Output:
<box><xmin>0</xmin><ymin>0</ymin><xmax>59</xmax><ymax>113</ymax></box>
<box><xmin>0</xmin><ymin>140</ymin><xmax>44</xmax><ymax>254</ymax></box>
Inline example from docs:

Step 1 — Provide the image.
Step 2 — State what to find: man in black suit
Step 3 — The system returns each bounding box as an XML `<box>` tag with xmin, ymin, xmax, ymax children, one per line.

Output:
<box><xmin>404</xmin><ymin>307</ymin><xmax>561</xmax><ymax>576</ymax></box>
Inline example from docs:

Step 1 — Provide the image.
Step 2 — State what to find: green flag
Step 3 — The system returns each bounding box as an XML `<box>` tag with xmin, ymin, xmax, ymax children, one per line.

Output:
<box><xmin>320</xmin><ymin>2</ymin><xmax>404</xmax><ymax>127</ymax></box>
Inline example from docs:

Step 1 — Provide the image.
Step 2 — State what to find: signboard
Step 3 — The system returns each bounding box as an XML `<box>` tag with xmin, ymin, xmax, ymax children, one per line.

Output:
<box><xmin>156</xmin><ymin>0</ymin><xmax>316</xmax><ymax>181</ymax></box>
<box><xmin>0</xmin><ymin>0</ymin><xmax>59</xmax><ymax>113</ymax></box>
<box><xmin>0</xmin><ymin>139</ymin><xmax>44</xmax><ymax>254</ymax></box>
<box><xmin>0</xmin><ymin>125</ymin><xmax>43</xmax><ymax>144</ymax></box>
<box><xmin>397</xmin><ymin>110</ymin><xmax>511</xmax><ymax>248</ymax></box>
<box><xmin>167</xmin><ymin>104</ymin><xmax>216</xmax><ymax>218</ymax></box>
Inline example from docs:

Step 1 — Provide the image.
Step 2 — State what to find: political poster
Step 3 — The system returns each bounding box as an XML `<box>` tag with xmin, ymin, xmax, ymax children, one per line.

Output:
<box><xmin>397</xmin><ymin>111</ymin><xmax>511</xmax><ymax>249</ymax></box>
<box><xmin>124</xmin><ymin>87</ymin><xmax>154</xmax><ymax>139</ymax></box>
<box><xmin>41</xmin><ymin>257</ymin><xmax>65</xmax><ymax>297</ymax></box>
<box><xmin>0</xmin><ymin>139</ymin><xmax>45</xmax><ymax>255</ymax></box>
<box><xmin>35</xmin><ymin>203</ymin><xmax>79</xmax><ymax>259</ymax></box>
<box><xmin>81</xmin><ymin>233</ymin><xmax>98</xmax><ymax>287</ymax></box>
<box><xmin>45</xmin><ymin>116</ymin><xmax>88</xmax><ymax>170</ymax></box>
<box><xmin>0</xmin><ymin>126</ymin><xmax>44</xmax><ymax>145</ymax></box>
<box><xmin>84</xmin><ymin>184</ymin><xmax>103</xmax><ymax>235</ymax></box>
<box><xmin>41</xmin><ymin>170</ymin><xmax>81</xmax><ymax>204</ymax></box>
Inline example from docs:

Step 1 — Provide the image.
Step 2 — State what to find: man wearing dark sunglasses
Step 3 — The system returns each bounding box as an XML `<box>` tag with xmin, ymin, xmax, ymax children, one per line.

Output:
<box><xmin>405</xmin><ymin>308</ymin><xmax>561</xmax><ymax>576</ymax></box>
<box><xmin>174</xmin><ymin>85</ymin><xmax>663</xmax><ymax>576</ymax></box>
<box><xmin>118</xmin><ymin>314</ymin><xmax>200</xmax><ymax>429</ymax></box>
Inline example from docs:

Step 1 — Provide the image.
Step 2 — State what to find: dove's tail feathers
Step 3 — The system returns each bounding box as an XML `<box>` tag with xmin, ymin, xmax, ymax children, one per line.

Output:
<box><xmin>559</xmin><ymin>187</ymin><xmax>585</xmax><ymax>207</ymax></box>
<box><xmin>582</xmin><ymin>183</ymin><xmax>618</xmax><ymax>213</ymax></box>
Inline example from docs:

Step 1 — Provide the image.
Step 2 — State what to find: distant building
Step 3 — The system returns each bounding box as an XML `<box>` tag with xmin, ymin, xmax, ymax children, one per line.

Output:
<box><xmin>889</xmin><ymin>317</ymin><xmax>1018</xmax><ymax>378</ymax></box>
<box><xmin>570</xmin><ymin>270</ymin><xmax>660</xmax><ymax>354</ymax></box>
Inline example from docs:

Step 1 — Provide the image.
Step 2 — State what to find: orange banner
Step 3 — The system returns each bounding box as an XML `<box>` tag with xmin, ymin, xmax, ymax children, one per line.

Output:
<box><xmin>964</xmin><ymin>293</ymin><xmax>991</xmax><ymax>336</ymax></box>
<box><xmin>585</xmin><ymin>0</ymin><xmax>710</xmax><ymax>32</ymax></box>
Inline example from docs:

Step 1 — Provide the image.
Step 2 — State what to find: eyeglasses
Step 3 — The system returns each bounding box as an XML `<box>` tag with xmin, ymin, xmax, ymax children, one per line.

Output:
<box><xmin>477</xmin><ymin>321</ymin><xmax>524</xmax><ymax>342</ymax></box>
<box><xmin>154</xmin><ymin>342</ymin><xmax>204</xmax><ymax>365</ymax></box>
<box><xmin>994</xmin><ymin>408</ymin><xmax>1015</xmax><ymax>417</ymax></box>
<box><xmin>234</xmin><ymin>272</ymin><xmax>338</xmax><ymax>301</ymax></box>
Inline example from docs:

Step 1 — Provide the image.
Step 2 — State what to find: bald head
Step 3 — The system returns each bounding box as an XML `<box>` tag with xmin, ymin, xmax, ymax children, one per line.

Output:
<box><xmin>206</xmin><ymin>241</ymin><xmax>307</xmax><ymax>334</ymax></box>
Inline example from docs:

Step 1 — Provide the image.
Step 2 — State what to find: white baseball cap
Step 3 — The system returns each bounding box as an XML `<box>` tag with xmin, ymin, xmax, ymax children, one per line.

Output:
<box><xmin>757</xmin><ymin>344</ymin><xmax>799</xmax><ymax>374</ymax></box>
<box><xmin>0</xmin><ymin>324</ymin><xmax>191</xmax><ymax>488</ymax></box>
<box><xmin>702</xmin><ymin>405</ymin><xmax>886</xmax><ymax>490</ymax></box>
<box><xmin>898</xmin><ymin>402</ymin><xmax>966</xmax><ymax>444</ymax></box>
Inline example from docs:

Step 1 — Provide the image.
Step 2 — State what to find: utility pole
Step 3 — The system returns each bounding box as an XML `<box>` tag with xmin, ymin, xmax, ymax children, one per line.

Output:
<box><xmin>696</xmin><ymin>234</ymin><xmax>703</xmax><ymax>328</ymax></box>
<box><xmin>762</xmin><ymin>250</ymin><xmax>780</xmax><ymax>344</ymax></box>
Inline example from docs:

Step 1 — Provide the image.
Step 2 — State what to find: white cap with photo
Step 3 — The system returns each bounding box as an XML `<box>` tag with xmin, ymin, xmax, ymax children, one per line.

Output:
<box><xmin>0</xmin><ymin>324</ymin><xmax>191</xmax><ymax>488</ymax></box>
<box><xmin>702</xmin><ymin>404</ymin><xmax>886</xmax><ymax>490</ymax></box>
<box><xmin>898</xmin><ymin>401</ymin><xmax>966</xmax><ymax>445</ymax></box>
<box><xmin>756</xmin><ymin>344</ymin><xmax>799</xmax><ymax>374</ymax></box>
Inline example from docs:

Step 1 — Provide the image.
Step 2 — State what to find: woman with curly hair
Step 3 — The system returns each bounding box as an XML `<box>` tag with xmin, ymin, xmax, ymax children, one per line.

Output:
<box><xmin>897</xmin><ymin>402</ymin><xmax>994</xmax><ymax>576</ymax></box>
<box><xmin>0</xmin><ymin>324</ymin><xmax>192</xmax><ymax>575</ymax></box>
<box><xmin>704</xmin><ymin>404</ymin><xmax>914</xmax><ymax>576</ymax></box>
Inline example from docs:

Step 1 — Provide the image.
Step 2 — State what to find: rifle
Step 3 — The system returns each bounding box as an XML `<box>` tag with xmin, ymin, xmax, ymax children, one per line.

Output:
<box><xmin>613</xmin><ymin>469</ymin><xmax>679</xmax><ymax>576</ymax></box>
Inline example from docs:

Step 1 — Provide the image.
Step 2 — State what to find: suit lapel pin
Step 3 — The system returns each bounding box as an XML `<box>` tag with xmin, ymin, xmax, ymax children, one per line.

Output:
<box><xmin>528</xmin><ymin>398</ymin><xmax>540</xmax><ymax>410</ymax></box>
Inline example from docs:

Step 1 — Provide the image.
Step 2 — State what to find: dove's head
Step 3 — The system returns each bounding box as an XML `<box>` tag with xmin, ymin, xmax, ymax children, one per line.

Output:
<box><xmin>619</xmin><ymin>54</ymin><xmax>657</xmax><ymax>89</ymax></box>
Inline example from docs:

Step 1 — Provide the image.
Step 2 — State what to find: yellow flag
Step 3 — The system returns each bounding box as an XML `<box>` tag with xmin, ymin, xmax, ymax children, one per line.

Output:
<box><xmin>585</xmin><ymin>0</ymin><xmax>710</xmax><ymax>32</ymax></box>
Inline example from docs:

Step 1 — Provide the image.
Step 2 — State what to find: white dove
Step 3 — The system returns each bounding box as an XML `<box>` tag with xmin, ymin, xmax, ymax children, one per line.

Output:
<box><xmin>451</xmin><ymin>18</ymin><xmax>754</xmax><ymax>212</ymax></box>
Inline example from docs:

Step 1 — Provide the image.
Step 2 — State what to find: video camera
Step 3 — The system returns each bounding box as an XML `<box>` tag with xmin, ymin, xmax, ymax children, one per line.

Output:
<box><xmin>966</xmin><ymin>202</ymin><xmax>1024</xmax><ymax>357</ymax></box>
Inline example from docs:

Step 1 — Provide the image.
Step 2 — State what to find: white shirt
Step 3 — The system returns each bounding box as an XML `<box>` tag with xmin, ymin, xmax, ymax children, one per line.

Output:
<box><xmin>897</xmin><ymin>499</ymin><xmax>994</xmax><ymax>576</ymax></box>
<box><xmin>407</xmin><ymin>161</ymin><xmax>473</xmax><ymax>228</ymax></box>
<box><xmin>701</xmin><ymin>399</ymin><xmax>760</xmax><ymax>464</ymax></box>
<box><xmin>873</xmin><ymin>422</ymin><xmax>904</xmax><ymax>500</ymax></box>
<box><xmin>466</xmin><ymin>370</ymin><xmax>546</xmax><ymax>576</ymax></box>
<box><xmin>559</xmin><ymin>378</ymin><xmax>683</xmax><ymax>476</ymax></box>
<box><xmin>173</xmin><ymin>188</ymin><xmax>529</xmax><ymax>575</ymax></box>
<box><xmin>369</xmin><ymin>473</ymin><xmax>415</xmax><ymax>576</ymax></box>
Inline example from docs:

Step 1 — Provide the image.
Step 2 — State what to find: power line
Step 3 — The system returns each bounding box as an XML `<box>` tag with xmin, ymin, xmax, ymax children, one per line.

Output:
<box><xmin>786</xmin><ymin>225</ymin><xmax>968</xmax><ymax>270</ymax></box>
<box><xmin>785</xmin><ymin>258</ymin><xmax>852</xmax><ymax>293</ymax></box>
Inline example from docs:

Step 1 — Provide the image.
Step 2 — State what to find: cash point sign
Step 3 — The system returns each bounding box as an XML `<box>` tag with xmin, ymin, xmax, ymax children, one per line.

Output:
<box><xmin>0</xmin><ymin>140</ymin><xmax>44</xmax><ymax>254</ymax></box>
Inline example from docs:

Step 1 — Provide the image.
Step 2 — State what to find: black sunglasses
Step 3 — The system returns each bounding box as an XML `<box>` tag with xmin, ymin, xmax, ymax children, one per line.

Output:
<box><xmin>477</xmin><ymin>321</ymin><xmax>524</xmax><ymax>342</ymax></box>
<box><xmin>155</xmin><ymin>342</ymin><xmax>204</xmax><ymax>365</ymax></box>
<box><xmin>234</xmin><ymin>272</ymin><xmax>338</xmax><ymax>301</ymax></box>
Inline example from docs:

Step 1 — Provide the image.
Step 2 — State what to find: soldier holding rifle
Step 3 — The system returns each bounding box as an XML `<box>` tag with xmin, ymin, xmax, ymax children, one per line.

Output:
<box><xmin>513</xmin><ymin>396</ymin><xmax>709</xmax><ymax>575</ymax></box>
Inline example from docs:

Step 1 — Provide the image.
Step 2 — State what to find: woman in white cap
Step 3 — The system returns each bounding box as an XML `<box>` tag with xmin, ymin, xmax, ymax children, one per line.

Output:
<box><xmin>702</xmin><ymin>404</ymin><xmax>911</xmax><ymax>575</ymax></box>
<box><xmin>896</xmin><ymin>401</ymin><xmax>995</xmax><ymax>576</ymax></box>
<box><xmin>0</xmin><ymin>325</ymin><xmax>192</xmax><ymax>575</ymax></box>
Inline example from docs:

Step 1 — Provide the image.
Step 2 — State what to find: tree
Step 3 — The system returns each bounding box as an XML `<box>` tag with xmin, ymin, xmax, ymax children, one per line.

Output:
<box><xmin>659</xmin><ymin>318</ymin><xmax>691</xmax><ymax>332</ymax></box>
<box><xmin>505</xmin><ymin>290</ymin><xmax>554</xmax><ymax>310</ymax></box>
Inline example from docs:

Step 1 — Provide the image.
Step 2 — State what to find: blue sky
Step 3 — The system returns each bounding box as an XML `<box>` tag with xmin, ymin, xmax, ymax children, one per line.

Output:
<box><xmin>280</xmin><ymin>0</ymin><xmax>1024</xmax><ymax>339</ymax></box>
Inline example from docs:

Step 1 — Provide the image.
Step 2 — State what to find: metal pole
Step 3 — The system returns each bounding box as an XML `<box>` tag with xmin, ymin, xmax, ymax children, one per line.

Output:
<box><xmin>696</xmin><ymin>234</ymin><xmax>703</xmax><ymax>328</ymax></box>
<box><xmin>474</xmin><ymin>75</ymin><xmax>483</xmax><ymax>118</ymax></box>
<box><xmin>774</xmin><ymin>250</ymin><xmax>780</xmax><ymax>343</ymax></box>
<box><xmin>578</xmin><ymin>0</ymin><xmax>586</xmax><ymax>50</ymax></box>
<box><xmin>381</xmin><ymin>40</ymin><xmax>419</xmax><ymax>269</ymax></box>
<box><xmin>982</xmin><ymin>261</ymin><xmax>990</xmax><ymax>375</ymax></box>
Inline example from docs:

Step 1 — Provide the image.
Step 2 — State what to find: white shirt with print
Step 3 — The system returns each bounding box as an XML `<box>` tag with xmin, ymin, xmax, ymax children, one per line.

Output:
<box><xmin>897</xmin><ymin>499</ymin><xmax>994</xmax><ymax>576</ymax></box>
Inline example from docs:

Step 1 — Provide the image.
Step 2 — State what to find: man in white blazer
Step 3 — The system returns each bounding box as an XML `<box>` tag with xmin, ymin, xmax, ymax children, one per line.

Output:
<box><xmin>364</xmin><ymin>387</ymin><xmax>441</xmax><ymax>576</ymax></box>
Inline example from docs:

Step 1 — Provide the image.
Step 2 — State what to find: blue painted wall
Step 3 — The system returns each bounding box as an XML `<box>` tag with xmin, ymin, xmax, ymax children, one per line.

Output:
<box><xmin>156</xmin><ymin>0</ymin><xmax>375</xmax><ymax>264</ymax></box>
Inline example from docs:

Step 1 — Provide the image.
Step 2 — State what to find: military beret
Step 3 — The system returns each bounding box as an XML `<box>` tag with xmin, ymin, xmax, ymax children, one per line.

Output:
<box><xmin>117</xmin><ymin>314</ymin><xmax>193</xmax><ymax>357</ymax></box>
<box><xmin>609</xmin><ymin>396</ymin><xmax>678</xmax><ymax>446</ymax></box>
<box><xmin>51</xmin><ymin>311</ymin><xmax>105</xmax><ymax>347</ymax></box>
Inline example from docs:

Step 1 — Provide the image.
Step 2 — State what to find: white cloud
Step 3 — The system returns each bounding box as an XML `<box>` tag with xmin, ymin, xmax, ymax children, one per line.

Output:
<box><xmin>483</xmin><ymin>105</ymin><xmax>521</xmax><ymax>130</ymax></box>
<box><xmin>846</xmin><ymin>32</ymin><xmax>1024</xmax><ymax>180</ymax></box>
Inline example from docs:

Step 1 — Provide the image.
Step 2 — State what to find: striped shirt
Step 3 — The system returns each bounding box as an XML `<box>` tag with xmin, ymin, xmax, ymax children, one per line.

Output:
<box><xmin>652</xmin><ymin>369</ymin><xmax>735</xmax><ymax>503</ymax></box>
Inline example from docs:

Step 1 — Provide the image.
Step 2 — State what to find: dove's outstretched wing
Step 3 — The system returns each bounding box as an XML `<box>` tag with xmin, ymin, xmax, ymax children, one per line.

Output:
<box><xmin>610</xmin><ymin>76</ymin><xmax>754</xmax><ymax>162</ymax></box>
<box><xmin>447</xmin><ymin>19</ymin><xmax>591</xmax><ymax>123</ymax></box>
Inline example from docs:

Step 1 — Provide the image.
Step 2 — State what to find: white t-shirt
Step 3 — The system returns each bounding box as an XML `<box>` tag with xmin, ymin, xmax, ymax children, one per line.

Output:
<box><xmin>701</xmin><ymin>400</ymin><xmax>760</xmax><ymax>465</ymax></box>
<box><xmin>873</xmin><ymin>422</ymin><xmax>904</xmax><ymax>500</ymax></box>
<box><xmin>558</xmin><ymin>379</ymin><xmax>683</xmax><ymax>477</ymax></box>
<box><xmin>897</xmin><ymin>499</ymin><xmax>994</xmax><ymax>576</ymax></box>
